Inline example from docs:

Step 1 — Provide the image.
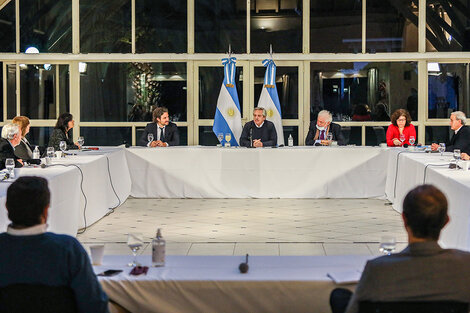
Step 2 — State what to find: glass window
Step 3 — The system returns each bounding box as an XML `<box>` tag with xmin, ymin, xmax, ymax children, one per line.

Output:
<box><xmin>28</xmin><ymin>127</ymin><xmax>54</xmax><ymax>147</ymax></box>
<box><xmin>20</xmin><ymin>0</ymin><xmax>72</xmax><ymax>53</ymax></box>
<box><xmin>251</xmin><ymin>0</ymin><xmax>302</xmax><ymax>53</ymax></box>
<box><xmin>195</xmin><ymin>0</ymin><xmax>246</xmax><ymax>53</ymax></box>
<box><xmin>426</xmin><ymin>1</ymin><xmax>470</xmax><ymax>52</ymax></box>
<box><xmin>7</xmin><ymin>64</ymin><xmax>16</xmax><ymax>119</ymax></box>
<box><xmin>136</xmin><ymin>126</ymin><xmax>187</xmax><ymax>146</ymax></box>
<box><xmin>0</xmin><ymin>63</ymin><xmax>3</xmax><ymax>121</ymax></box>
<box><xmin>81</xmin><ymin>62</ymin><xmax>187</xmax><ymax>122</ymax></box>
<box><xmin>59</xmin><ymin>65</ymin><xmax>70</xmax><ymax>114</ymax></box>
<box><xmin>310</xmin><ymin>62</ymin><xmax>418</xmax><ymax>122</ymax></box>
<box><xmin>135</xmin><ymin>0</ymin><xmax>187</xmax><ymax>53</ymax></box>
<box><xmin>254</xmin><ymin>66</ymin><xmax>298</xmax><ymax>119</ymax></box>
<box><xmin>0</xmin><ymin>0</ymin><xmax>15</xmax><ymax>52</ymax></box>
<box><xmin>366</xmin><ymin>0</ymin><xmax>418</xmax><ymax>52</ymax></box>
<box><xmin>425</xmin><ymin>126</ymin><xmax>450</xmax><ymax>145</ymax></box>
<box><xmin>199</xmin><ymin>126</ymin><xmax>219</xmax><ymax>146</ymax></box>
<box><xmin>428</xmin><ymin>63</ymin><xmax>470</xmax><ymax>119</ymax></box>
<box><xmin>80</xmin><ymin>0</ymin><xmax>131</xmax><ymax>53</ymax></box>
<box><xmin>80</xmin><ymin>127</ymin><xmax>132</xmax><ymax>146</ymax></box>
<box><xmin>198</xmin><ymin>66</ymin><xmax>243</xmax><ymax>119</ymax></box>
<box><xmin>20</xmin><ymin>64</ymin><xmax>63</xmax><ymax>119</ymax></box>
<box><xmin>310</xmin><ymin>0</ymin><xmax>362</xmax><ymax>53</ymax></box>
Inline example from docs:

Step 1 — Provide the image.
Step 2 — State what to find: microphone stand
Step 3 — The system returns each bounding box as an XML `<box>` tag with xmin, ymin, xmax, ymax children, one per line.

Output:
<box><xmin>249</xmin><ymin>128</ymin><xmax>253</xmax><ymax>148</ymax></box>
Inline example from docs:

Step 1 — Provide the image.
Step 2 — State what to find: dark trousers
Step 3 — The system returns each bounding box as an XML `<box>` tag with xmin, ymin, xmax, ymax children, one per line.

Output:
<box><xmin>330</xmin><ymin>288</ymin><xmax>353</xmax><ymax>313</ymax></box>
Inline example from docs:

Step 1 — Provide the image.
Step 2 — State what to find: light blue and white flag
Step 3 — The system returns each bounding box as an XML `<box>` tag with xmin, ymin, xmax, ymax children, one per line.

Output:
<box><xmin>257</xmin><ymin>59</ymin><xmax>284</xmax><ymax>146</ymax></box>
<box><xmin>213</xmin><ymin>57</ymin><xmax>242</xmax><ymax>146</ymax></box>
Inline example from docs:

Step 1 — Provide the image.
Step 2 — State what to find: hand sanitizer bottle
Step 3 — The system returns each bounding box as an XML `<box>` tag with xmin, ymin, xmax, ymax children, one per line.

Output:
<box><xmin>152</xmin><ymin>228</ymin><xmax>166</xmax><ymax>267</ymax></box>
<box><xmin>288</xmin><ymin>134</ymin><xmax>294</xmax><ymax>147</ymax></box>
<box><xmin>33</xmin><ymin>146</ymin><xmax>40</xmax><ymax>159</ymax></box>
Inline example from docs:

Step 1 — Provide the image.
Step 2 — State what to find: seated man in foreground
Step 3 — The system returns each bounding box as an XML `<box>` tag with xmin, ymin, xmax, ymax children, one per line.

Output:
<box><xmin>0</xmin><ymin>176</ymin><xmax>109</xmax><ymax>313</ymax></box>
<box><xmin>305</xmin><ymin>110</ymin><xmax>345</xmax><ymax>146</ymax></box>
<box><xmin>332</xmin><ymin>184</ymin><xmax>470</xmax><ymax>313</ymax></box>
<box><xmin>240</xmin><ymin>107</ymin><xmax>277</xmax><ymax>147</ymax></box>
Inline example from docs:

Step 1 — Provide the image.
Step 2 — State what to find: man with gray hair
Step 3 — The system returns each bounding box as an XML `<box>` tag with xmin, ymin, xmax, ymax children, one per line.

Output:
<box><xmin>431</xmin><ymin>111</ymin><xmax>470</xmax><ymax>153</ymax></box>
<box><xmin>240</xmin><ymin>107</ymin><xmax>277</xmax><ymax>147</ymax></box>
<box><xmin>0</xmin><ymin>123</ymin><xmax>23</xmax><ymax>170</ymax></box>
<box><xmin>305</xmin><ymin>110</ymin><xmax>345</xmax><ymax>146</ymax></box>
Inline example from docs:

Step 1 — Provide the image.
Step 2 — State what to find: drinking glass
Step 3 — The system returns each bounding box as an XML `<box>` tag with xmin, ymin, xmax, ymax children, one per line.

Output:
<box><xmin>217</xmin><ymin>133</ymin><xmax>224</xmax><ymax>147</ymax></box>
<box><xmin>225</xmin><ymin>133</ymin><xmax>231</xmax><ymax>147</ymax></box>
<box><xmin>408</xmin><ymin>136</ymin><xmax>415</xmax><ymax>146</ymax></box>
<box><xmin>147</xmin><ymin>133</ymin><xmax>154</xmax><ymax>144</ymax></box>
<box><xmin>399</xmin><ymin>134</ymin><xmax>405</xmax><ymax>146</ymax></box>
<box><xmin>438</xmin><ymin>143</ymin><xmax>446</xmax><ymax>158</ymax></box>
<box><xmin>127</xmin><ymin>233</ymin><xmax>144</xmax><ymax>267</ymax></box>
<box><xmin>59</xmin><ymin>141</ymin><xmax>67</xmax><ymax>156</ymax></box>
<box><xmin>454</xmin><ymin>149</ymin><xmax>461</xmax><ymax>168</ymax></box>
<box><xmin>47</xmin><ymin>147</ymin><xmax>55</xmax><ymax>158</ymax></box>
<box><xmin>77</xmin><ymin>136</ymin><xmax>85</xmax><ymax>147</ymax></box>
<box><xmin>379</xmin><ymin>236</ymin><xmax>396</xmax><ymax>255</ymax></box>
<box><xmin>5</xmin><ymin>158</ymin><xmax>14</xmax><ymax>178</ymax></box>
<box><xmin>326</xmin><ymin>133</ymin><xmax>333</xmax><ymax>141</ymax></box>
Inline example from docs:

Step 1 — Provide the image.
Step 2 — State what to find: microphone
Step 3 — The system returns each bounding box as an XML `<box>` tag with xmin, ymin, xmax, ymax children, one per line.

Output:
<box><xmin>249</xmin><ymin>128</ymin><xmax>253</xmax><ymax>148</ymax></box>
<box><xmin>238</xmin><ymin>254</ymin><xmax>249</xmax><ymax>273</ymax></box>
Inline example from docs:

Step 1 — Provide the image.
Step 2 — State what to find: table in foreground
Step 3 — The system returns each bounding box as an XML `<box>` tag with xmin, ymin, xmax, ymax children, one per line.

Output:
<box><xmin>96</xmin><ymin>255</ymin><xmax>370</xmax><ymax>313</ymax></box>
<box><xmin>126</xmin><ymin>146</ymin><xmax>389</xmax><ymax>198</ymax></box>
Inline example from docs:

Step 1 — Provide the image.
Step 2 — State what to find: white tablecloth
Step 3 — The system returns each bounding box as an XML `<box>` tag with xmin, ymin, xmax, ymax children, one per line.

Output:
<box><xmin>0</xmin><ymin>147</ymin><xmax>131</xmax><ymax>236</ymax></box>
<box><xmin>126</xmin><ymin>146</ymin><xmax>389</xmax><ymax>198</ymax></box>
<box><xmin>96</xmin><ymin>255</ymin><xmax>370</xmax><ymax>313</ymax></box>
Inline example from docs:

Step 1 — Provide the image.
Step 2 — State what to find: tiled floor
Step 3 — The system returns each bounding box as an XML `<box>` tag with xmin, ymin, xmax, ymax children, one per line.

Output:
<box><xmin>78</xmin><ymin>198</ymin><xmax>408</xmax><ymax>256</ymax></box>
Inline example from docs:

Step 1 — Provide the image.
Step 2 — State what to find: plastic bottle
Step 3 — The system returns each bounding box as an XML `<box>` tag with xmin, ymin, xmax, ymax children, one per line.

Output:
<box><xmin>152</xmin><ymin>228</ymin><xmax>166</xmax><ymax>267</ymax></box>
<box><xmin>288</xmin><ymin>134</ymin><xmax>294</xmax><ymax>147</ymax></box>
<box><xmin>33</xmin><ymin>146</ymin><xmax>40</xmax><ymax>159</ymax></box>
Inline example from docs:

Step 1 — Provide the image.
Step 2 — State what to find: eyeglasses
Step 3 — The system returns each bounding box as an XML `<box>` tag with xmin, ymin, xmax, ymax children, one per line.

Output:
<box><xmin>397</xmin><ymin>118</ymin><xmax>407</xmax><ymax>122</ymax></box>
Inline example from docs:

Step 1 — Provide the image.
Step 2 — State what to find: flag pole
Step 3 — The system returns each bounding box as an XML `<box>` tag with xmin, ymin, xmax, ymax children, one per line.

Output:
<box><xmin>269</xmin><ymin>44</ymin><xmax>273</xmax><ymax>60</ymax></box>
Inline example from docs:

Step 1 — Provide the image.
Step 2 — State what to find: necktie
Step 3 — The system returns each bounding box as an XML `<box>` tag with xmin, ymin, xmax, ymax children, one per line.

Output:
<box><xmin>320</xmin><ymin>130</ymin><xmax>325</xmax><ymax>140</ymax></box>
<box><xmin>159</xmin><ymin>127</ymin><xmax>165</xmax><ymax>142</ymax></box>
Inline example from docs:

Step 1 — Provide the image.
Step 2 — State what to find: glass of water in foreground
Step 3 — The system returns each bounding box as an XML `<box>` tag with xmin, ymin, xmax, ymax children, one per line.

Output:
<box><xmin>379</xmin><ymin>236</ymin><xmax>396</xmax><ymax>255</ymax></box>
<box><xmin>5</xmin><ymin>158</ymin><xmax>14</xmax><ymax>178</ymax></box>
<box><xmin>77</xmin><ymin>136</ymin><xmax>85</xmax><ymax>147</ymax></box>
<box><xmin>127</xmin><ymin>233</ymin><xmax>143</xmax><ymax>267</ymax></box>
<box><xmin>47</xmin><ymin>147</ymin><xmax>55</xmax><ymax>158</ymax></box>
<box><xmin>217</xmin><ymin>133</ymin><xmax>224</xmax><ymax>147</ymax></box>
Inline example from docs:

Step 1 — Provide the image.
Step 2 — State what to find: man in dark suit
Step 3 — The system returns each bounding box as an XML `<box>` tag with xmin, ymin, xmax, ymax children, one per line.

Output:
<box><xmin>0</xmin><ymin>123</ymin><xmax>24</xmax><ymax>170</ymax></box>
<box><xmin>330</xmin><ymin>185</ymin><xmax>470</xmax><ymax>313</ymax></box>
<box><xmin>431</xmin><ymin>111</ymin><xmax>470</xmax><ymax>153</ymax></box>
<box><xmin>240</xmin><ymin>107</ymin><xmax>277</xmax><ymax>147</ymax></box>
<box><xmin>138</xmin><ymin>107</ymin><xmax>180</xmax><ymax>147</ymax></box>
<box><xmin>305</xmin><ymin>110</ymin><xmax>345</xmax><ymax>146</ymax></box>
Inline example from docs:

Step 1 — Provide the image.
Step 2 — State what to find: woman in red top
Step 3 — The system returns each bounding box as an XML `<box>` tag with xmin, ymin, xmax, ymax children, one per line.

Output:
<box><xmin>386</xmin><ymin>109</ymin><xmax>416</xmax><ymax>147</ymax></box>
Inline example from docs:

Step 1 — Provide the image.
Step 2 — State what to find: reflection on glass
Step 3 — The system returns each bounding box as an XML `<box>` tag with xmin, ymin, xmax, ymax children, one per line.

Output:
<box><xmin>199</xmin><ymin>67</ymin><xmax>243</xmax><ymax>119</ymax></box>
<box><xmin>425</xmin><ymin>126</ymin><xmax>450</xmax><ymax>145</ymax></box>
<box><xmin>137</xmin><ymin>126</ymin><xmax>187</xmax><ymax>146</ymax></box>
<box><xmin>310</xmin><ymin>0</ymin><xmax>362</xmax><ymax>53</ymax></box>
<box><xmin>59</xmin><ymin>65</ymin><xmax>70</xmax><ymax>114</ymax></box>
<box><xmin>28</xmin><ymin>127</ymin><xmax>54</xmax><ymax>147</ymax></box>
<box><xmin>0</xmin><ymin>1</ymin><xmax>15</xmax><ymax>52</ymax></box>
<box><xmin>195</xmin><ymin>0</ymin><xmax>246</xmax><ymax>53</ymax></box>
<box><xmin>254</xmin><ymin>66</ymin><xmax>298</xmax><ymax>119</ymax></box>
<box><xmin>20</xmin><ymin>0</ymin><xmax>72</xmax><ymax>53</ymax></box>
<box><xmin>135</xmin><ymin>0</ymin><xmax>187</xmax><ymax>53</ymax></box>
<box><xmin>428</xmin><ymin>63</ymin><xmax>470</xmax><ymax>118</ymax></box>
<box><xmin>7</xmin><ymin>65</ymin><xmax>16</xmax><ymax>119</ymax></box>
<box><xmin>80</xmin><ymin>0</ymin><xmax>131</xmax><ymax>53</ymax></box>
<box><xmin>80</xmin><ymin>127</ymin><xmax>132</xmax><ymax>146</ymax></box>
<box><xmin>310</xmin><ymin>62</ymin><xmax>418</xmax><ymax>122</ymax></box>
<box><xmin>81</xmin><ymin>63</ymin><xmax>187</xmax><ymax>122</ymax></box>
<box><xmin>251</xmin><ymin>0</ymin><xmax>302</xmax><ymax>53</ymax></box>
<box><xmin>366</xmin><ymin>0</ymin><xmax>418</xmax><ymax>52</ymax></box>
<box><xmin>426</xmin><ymin>1</ymin><xmax>470</xmax><ymax>52</ymax></box>
<box><xmin>20</xmin><ymin>64</ymin><xmax>63</xmax><ymax>119</ymax></box>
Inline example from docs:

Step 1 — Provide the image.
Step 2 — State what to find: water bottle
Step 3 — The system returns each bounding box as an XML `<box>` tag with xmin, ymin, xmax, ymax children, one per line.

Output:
<box><xmin>288</xmin><ymin>134</ymin><xmax>294</xmax><ymax>147</ymax></box>
<box><xmin>152</xmin><ymin>228</ymin><xmax>166</xmax><ymax>267</ymax></box>
<box><xmin>33</xmin><ymin>146</ymin><xmax>40</xmax><ymax>159</ymax></box>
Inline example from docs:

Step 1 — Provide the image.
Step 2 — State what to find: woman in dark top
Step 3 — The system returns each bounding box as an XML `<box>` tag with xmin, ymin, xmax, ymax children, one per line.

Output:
<box><xmin>48</xmin><ymin>113</ymin><xmax>80</xmax><ymax>151</ymax></box>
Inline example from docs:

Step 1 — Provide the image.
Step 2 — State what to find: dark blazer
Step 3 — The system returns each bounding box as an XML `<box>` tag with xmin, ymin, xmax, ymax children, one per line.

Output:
<box><xmin>48</xmin><ymin>128</ymin><xmax>79</xmax><ymax>151</ymax></box>
<box><xmin>345</xmin><ymin>241</ymin><xmax>470</xmax><ymax>313</ymax></box>
<box><xmin>305</xmin><ymin>121</ymin><xmax>345</xmax><ymax>146</ymax></box>
<box><xmin>240</xmin><ymin>120</ymin><xmax>277</xmax><ymax>147</ymax></box>
<box><xmin>0</xmin><ymin>138</ymin><xmax>23</xmax><ymax>170</ymax></box>
<box><xmin>138</xmin><ymin>122</ymin><xmax>180</xmax><ymax>146</ymax></box>
<box><xmin>14</xmin><ymin>138</ymin><xmax>33</xmax><ymax>160</ymax></box>
<box><xmin>446</xmin><ymin>126</ymin><xmax>470</xmax><ymax>153</ymax></box>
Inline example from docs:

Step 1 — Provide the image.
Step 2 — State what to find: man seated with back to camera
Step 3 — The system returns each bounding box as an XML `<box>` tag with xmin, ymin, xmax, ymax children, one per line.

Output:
<box><xmin>0</xmin><ymin>176</ymin><xmax>109</xmax><ymax>313</ymax></box>
<box><xmin>0</xmin><ymin>123</ymin><xmax>24</xmax><ymax>170</ymax></box>
<box><xmin>239</xmin><ymin>107</ymin><xmax>277</xmax><ymax>147</ymax></box>
<box><xmin>305</xmin><ymin>110</ymin><xmax>345</xmax><ymax>146</ymax></box>
<box><xmin>330</xmin><ymin>184</ymin><xmax>470</xmax><ymax>313</ymax></box>
<box><xmin>139</xmin><ymin>107</ymin><xmax>180</xmax><ymax>147</ymax></box>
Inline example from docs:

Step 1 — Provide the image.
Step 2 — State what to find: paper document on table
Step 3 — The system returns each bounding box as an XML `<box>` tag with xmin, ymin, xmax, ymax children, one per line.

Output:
<box><xmin>327</xmin><ymin>270</ymin><xmax>362</xmax><ymax>284</ymax></box>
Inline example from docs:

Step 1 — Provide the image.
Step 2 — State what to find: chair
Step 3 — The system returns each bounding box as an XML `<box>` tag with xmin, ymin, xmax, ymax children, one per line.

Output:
<box><xmin>359</xmin><ymin>300</ymin><xmax>469</xmax><ymax>313</ymax></box>
<box><xmin>0</xmin><ymin>283</ymin><xmax>77</xmax><ymax>313</ymax></box>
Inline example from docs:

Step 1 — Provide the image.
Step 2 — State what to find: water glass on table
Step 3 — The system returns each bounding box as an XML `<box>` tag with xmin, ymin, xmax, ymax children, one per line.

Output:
<box><xmin>408</xmin><ymin>136</ymin><xmax>415</xmax><ymax>146</ymax></box>
<box><xmin>399</xmin><ymin>134</ymin><xmax>405</xmax><ymax>146</ymax></box>
<box><xmin>5</xmin><ymin>158</ymin><xmax>15</xmax><ymax>178</ymax></box>
<box><xmin>127</xmin><ymin>233</ymin><xmax>143</xmax><ymax>267</ymax></box>
<box><xmin>47</xmin><ymin>147</ymin><xmax>55</xmax><ymax>158</ymax></box>
<box><xmin>438</xmin><ymin>143</ymin><xmax>446</xmax><ymax>159</ymax></box>
<box><xmin>217</xmin><ymin>133</ymin><xmax>224</xmax><ymax>147</ymax></box>
<box><xmin>59</xmin><ymin>141</ymin><xmax>67</xmax><ymax>157</ymax></box>
<box><xmin>77</xmin><ymin>136</ymin><xmax>85</xmax><ymax>147</ymax></box>
<box><xmin>225</xmin><ymin>133</ymin><xmax>232</xmax><ymax>147</ymax></box>
<box><xmin>147</xmin><ymin>133</ymin><xmax>154</xmax><ymax>145</ymax></box>
<box><xmin>454</xmin><ymin>149</ymin><xmax>461</xmax><ymax>168</ymax></box>
<box><xmin>379</xmin><ymin>236</ymin><xmax>396</xmax><ymax>255</ymax></box>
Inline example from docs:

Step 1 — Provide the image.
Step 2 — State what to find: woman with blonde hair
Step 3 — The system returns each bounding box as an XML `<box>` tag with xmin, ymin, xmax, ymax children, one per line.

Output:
<box><xmin>12</xmin><ymin>116</ymin><xmax>34</xmax><ymax>160</ymax></box>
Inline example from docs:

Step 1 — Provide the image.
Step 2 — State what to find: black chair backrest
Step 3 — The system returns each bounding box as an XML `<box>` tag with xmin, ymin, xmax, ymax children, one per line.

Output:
<box><xmin>0</xmin><ymin>283</ymin><xmax>77</xmax><ymax>313</ymax></box>
<box><xmin>359</xmin><ymin>301</ymin><xmax>469</xmax><ymax>313</ymax></box>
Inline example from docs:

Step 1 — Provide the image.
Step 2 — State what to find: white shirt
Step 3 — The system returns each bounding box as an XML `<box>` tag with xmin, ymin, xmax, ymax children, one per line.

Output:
<box><xmin>455</xmin><ymin>125</ymin><xmax>463</xmax><ymax>134</ymax></box>
<box><xmin>254</xmin><ymin>121</ymin><xmax>264</xmax><ymax>128</ymax></box>
<box><xmin>7</xmin><ymin>223</ymin><xmax>47</xmax><ymax>236</ymax></box>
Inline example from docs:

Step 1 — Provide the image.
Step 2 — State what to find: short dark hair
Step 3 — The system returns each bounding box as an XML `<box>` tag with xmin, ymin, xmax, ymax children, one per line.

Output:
<box><xmin>152</xmin><ymin>107</ymin><xmax>168</xmax><ymax>123</ymax></box>
<box><xmin>403</xmin><ymin>185</ymin><xmax>448</xmax><ymax>240</ymax></box>
<box><xmin>6</xmin><ymin>176</ymin><xmax>50</xmax><ymax>227</ymax></box>
<box><xmin>390</xmin><ymin>109</ymin><xmax>411</xmax><ymax>127</ymax></box>
<box><xmin>55</xmin><ymin>113</ymin><xmax>73</xmax><ymax>132</ymax></box>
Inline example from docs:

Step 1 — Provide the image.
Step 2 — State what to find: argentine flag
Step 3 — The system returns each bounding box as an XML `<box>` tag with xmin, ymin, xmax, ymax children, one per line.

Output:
<box><xmin>257</xmin><ymin>59</ymin><xmax>284</xmax><ymax>146</ymax></box>
<box><xmin>213</xmin><ymin>57</ymin><xmax>242</xmax><ymax>146</ymax></box>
